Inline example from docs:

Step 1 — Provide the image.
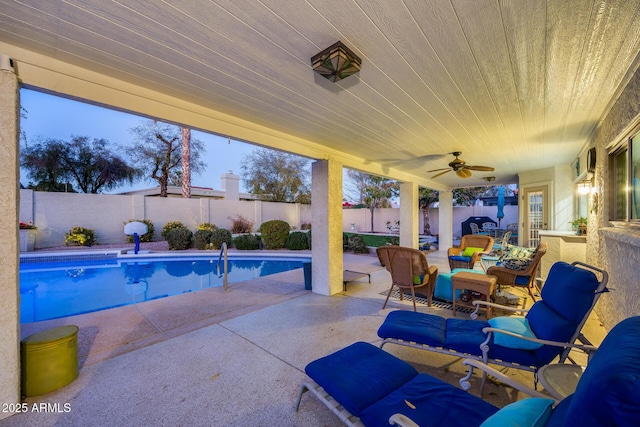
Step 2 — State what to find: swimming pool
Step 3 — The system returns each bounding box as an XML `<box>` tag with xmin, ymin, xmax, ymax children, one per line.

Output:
<box><xmin>19</xmin><ymin>254</ymin><xmax>310</xmax><ymax>323</ymax></box>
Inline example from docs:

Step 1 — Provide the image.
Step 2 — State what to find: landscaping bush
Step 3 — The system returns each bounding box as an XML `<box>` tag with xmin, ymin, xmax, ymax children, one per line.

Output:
<box><xmin>228</xmin><ymin>214</ymin><xmax>254</xmax><ymax>234</ymax></box>
<box><xmin>286</xmin><ymin>231</ymin><xmax>310</xmax><ymax>250</ymax></box>
<box><xmin>348</xmin><ymin>234</ymin><xmax>369</xmax><ymax>254</ymax></box>
<box><xmin>210</xmin><ymin>228</ymin><xmax>233</xmax><ymax>250</ymax></box>
<box><xmin>233</xmin><ymin>233</ymin><xmax>261</xmax><ymax>250</ymax></box>
<box><xmin>64</xmin><ymin>226</ymin><xmax>97</xmax><ymax>247</ymax></box>
<box><xmin>162</xmin><ymin>220</ymin><xmax>186</xmax><ymax>239</ymax></box>
<box><xmin>258</xmin><ymin>220</ymin><xmax>291</xmax><ymax>249</ymax></box>
<box><xmin>193</xmin><ymin>229</ymin><xmax>214</xmax><ymax>250</ymax></box>
<box><xmin>166</xmin><ymin>227</ymin><xmax>192</xmax><ymax>250</ymax></box>
<box><xmin>198</xmin><ymin>223</ymin><xmax>218</xmax><ymax>232</ymax></box>
<box><xmin>124</xmin><ymin>219</ymin><xmax>154</xmax><ymax>243</ymax></box>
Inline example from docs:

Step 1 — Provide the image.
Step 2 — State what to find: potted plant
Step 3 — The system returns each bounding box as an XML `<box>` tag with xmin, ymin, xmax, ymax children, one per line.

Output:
<box><xmin>571</xmin><ymin>217</ymin><xmax>588</xmax><ymax>235</ymax></box>
<box><xmin>19</xmin><ymin>221</ymin><xmax>37</xmax><ymax>252</ymax></box>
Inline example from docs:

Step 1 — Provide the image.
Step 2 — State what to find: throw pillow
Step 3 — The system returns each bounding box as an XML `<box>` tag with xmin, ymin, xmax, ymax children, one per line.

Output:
<box><xmin>501</xmin><ymin>257</ymin><xmax>533</xmax><ymax>271</ymax></box>
<box><xmin>462</xmin><ymin>246</ymin><xmax>485</xmax><ymax>257</ymax></box>
<box><xmin>488</xmin><ymin>316</ymin><xmax>543</xmax><ymax>350</ymax></box>
<box><xmin>479</xmin><ymin>398</ymin><xmax>554</xmax><ymax>427</ymax></box>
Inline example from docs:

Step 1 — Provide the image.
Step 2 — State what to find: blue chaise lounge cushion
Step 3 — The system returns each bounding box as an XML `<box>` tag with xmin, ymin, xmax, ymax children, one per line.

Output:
<box><xmin>561</xmin><ymin>316</ymin><xmax>640</xmax><ymax>426</ymax></box>
<box><xmin>360</xmin><ymin>373</ymin><xmax>498</xmax><ymax>427</ymax></box>
<box><xmin>304</xmin><ymin>341</ymin><xmax>418</xmax><ymax>417</ymax></box>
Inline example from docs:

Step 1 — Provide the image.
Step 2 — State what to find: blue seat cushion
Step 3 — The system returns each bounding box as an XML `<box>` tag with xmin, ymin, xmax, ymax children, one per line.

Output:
<box><xmin>360</xmin><ymin>373</ymin><xmax>499</xmax><ymax>427</ymax></box>
<box><xmin>449</xmin><ymin>255</ymin><xmax>471</xmax><ymax>263</ymax></box>
<box><xmin>305</xmin><ymin>342</ymin><xmax>418</xmax><ymax>417</ymax></box>
<box><xmin>378</xmin><ymin>311</ymin><xmax>446</xmax><ymax>346</ymax></box>
<box><xmin>563</xmin><ymin>316</ymin><xmax>640</xmax><ymax>425</ymax></box>
<box><xmin>527</xmin><ymin>302</ymin><xmax>578</xmax><ymax>365</ymax></box>
<box><xmin>538</xmin><ymin>262</ymin><xmax>600</xmax><ymax>325</ymax></box>
<box><xmin>444</xmin><ymin>318</ymin><xmax>489</xmax><ymax>355</ymax></box>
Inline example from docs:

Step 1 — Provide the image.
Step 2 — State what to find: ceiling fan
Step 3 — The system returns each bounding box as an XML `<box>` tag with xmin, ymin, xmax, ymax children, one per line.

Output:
<box><xmin>427</xmin><ymin>152</ymin><xmax>495</xmax><ymax>179</ymax></box>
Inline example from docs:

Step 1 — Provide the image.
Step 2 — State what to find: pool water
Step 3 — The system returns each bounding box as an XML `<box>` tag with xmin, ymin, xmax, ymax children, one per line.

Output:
<box><xmin>20</xmin><ymin>256</ymin><xmax>308</xmax><ymax>323</ymax></box>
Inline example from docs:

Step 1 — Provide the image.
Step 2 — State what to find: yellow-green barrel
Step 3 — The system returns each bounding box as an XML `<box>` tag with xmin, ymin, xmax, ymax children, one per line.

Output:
<box><xmin>21</xmin><ymin>325</ymin><xmax>79</xmax><ymax>397</ymax></box>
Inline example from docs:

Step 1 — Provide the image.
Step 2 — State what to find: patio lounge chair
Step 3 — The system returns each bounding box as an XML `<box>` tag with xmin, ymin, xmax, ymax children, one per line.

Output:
<box><xmin>447</xmin><ymin>234</ymin><xmax>494</xmax><ymax>270</ymax></box>
<box><xmin>295</xmin><ymin>316</ymin><xmax>640</xmax><ymax>427</ymax></box>
<box><xmin>377</xmin><ymin>261</ymin><xmax>608</xmax><ymax>393</ymax></box>
<box><xmin>376</xmin><ymin>246</ymin><xmax>438</xmax><ymax>311</ymax></box>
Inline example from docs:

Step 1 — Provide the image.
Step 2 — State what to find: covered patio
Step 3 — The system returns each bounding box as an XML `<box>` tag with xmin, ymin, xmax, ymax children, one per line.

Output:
<box><xmin>1</xmin><ymin>0</ymin><xmax>640</xmax><ymax>419</ymax></box>
<box><xmin>0</xmin><ymin>250</ymin><xmax>606</xmax><ymax>425</ymax></box>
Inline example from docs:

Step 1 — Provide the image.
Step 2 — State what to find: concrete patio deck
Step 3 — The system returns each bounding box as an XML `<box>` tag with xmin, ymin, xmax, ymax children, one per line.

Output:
<box><xmin>2</xmin><ymin>250</ymin><xmax>607</xmax><ymax>426</ymax></box>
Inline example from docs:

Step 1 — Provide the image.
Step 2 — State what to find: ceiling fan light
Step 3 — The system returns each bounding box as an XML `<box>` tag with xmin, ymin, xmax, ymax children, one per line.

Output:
<box><xmin>456</xmin><ymin>169</ymin><xmax>472</xmax><ymax>178</ymax></box>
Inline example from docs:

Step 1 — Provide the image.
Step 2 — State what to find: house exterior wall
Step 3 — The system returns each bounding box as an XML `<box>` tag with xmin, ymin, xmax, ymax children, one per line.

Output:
<box><xmin>589</xmin><ymin>65</ymin><xmax>640</xmax><ymax>329</ymax></box>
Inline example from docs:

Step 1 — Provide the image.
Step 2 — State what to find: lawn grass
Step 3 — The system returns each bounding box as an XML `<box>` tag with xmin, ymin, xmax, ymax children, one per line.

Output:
<box><xmin>344</xmin><ymin>232</ymin><xmax>398</xmax><ymax>247</ymax></box>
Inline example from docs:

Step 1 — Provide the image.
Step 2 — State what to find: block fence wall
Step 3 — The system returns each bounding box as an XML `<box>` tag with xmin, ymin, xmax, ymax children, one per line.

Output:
<box><xmin>20</xmin><ymin>189</ymin><xmax>518</xmax><ymax>249</ymax></box>
<box><xmin>19</xmin><ymin>189</ymin><xmax>311</xmax><ymax>249</ymax></box>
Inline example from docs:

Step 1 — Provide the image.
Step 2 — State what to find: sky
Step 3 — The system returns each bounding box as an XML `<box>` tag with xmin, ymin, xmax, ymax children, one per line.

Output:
<box><xmin>19</xmin><ymin>88</ymin><xmax>257</xmax><ymax>193</ymax></box>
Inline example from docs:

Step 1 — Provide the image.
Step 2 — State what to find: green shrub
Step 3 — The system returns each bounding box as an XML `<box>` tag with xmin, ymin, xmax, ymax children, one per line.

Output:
<box><xmin>166</xmin><ymin>227</ymin><xmax>192</xmax><ymax>250</ymax></box>
<box><xmin>198</xmin><ymin>223</ymin><xmax>218</xmax><ymax>232</ymax></box>
<box><xmin>233</xmin><ymin>234</ymin><xmax>261</xmax><ymax>250</ymax></box>
<box><xmin>162</xmin><ymin>220</ymin><xmax>186</xmax><ymax>239</ymax></box>
<box><xmin>228</xmin><ymin>214</ymin><xmax>254</xmax><ymax>234</ymax></box>
<box><xmin>124</xmin><ymin>219</ymin><xmax>154</xmax><ymax>243</ymax></box>
<box><xmin>210</xmin><ymin>228</ymin><xmax>233</xmax><ymax>250</ymax></box>
<box><xmin>348</xmin><ymin>234</ymin><xmax>369</xmax><ymax>254</ymax></box>
<box><xmin>258</xmin><ymin>220</ymin><xmax>291</xmax><ymax>249</ymax></box>
<box><xmin>193</xmin><ymin>229</ymin><xmax>214</xmax><ymax>250</ymax></box>
<box><xmin>286</xmin><ymin>231</ymin><xmax>310</xmax><ymax>250</ymax></box>
<box><xmin>64</xmin><ymin>226</ymin><xmax>97</xmax><ymax>247</ymax></box>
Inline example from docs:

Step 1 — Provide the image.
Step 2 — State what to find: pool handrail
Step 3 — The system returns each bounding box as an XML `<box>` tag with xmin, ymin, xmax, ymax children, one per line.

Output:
<box><xmin>217</xmin><ymin>242</ymin><xmax>229</xmax><ymax>292</ymax></box>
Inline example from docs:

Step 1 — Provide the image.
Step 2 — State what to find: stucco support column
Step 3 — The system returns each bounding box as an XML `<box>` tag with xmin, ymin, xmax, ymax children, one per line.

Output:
<box><xmin>0</xmin><ymin>55</ymin><xmax>21</xmax><ymax>419</ymax></box>
<box><xmin>311</xmin><ymin>159</ymin><xmax>343</xmax><ymax>295</ymax></box>
<box><xmin>399</xmin><ymin>181</ymin><xmax>418</xmax><ymax>248</ymax></box>
<box><xmin>439</xmin><ymin>190</ymin><xmax>453</xmax><ymax>251</ymax></box>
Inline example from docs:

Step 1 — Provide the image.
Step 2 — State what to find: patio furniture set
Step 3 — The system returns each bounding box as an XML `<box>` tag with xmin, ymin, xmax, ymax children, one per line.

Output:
<box><xmin>296</xmin><ymin>240</ymin><xmax>625</xmax><ymax>426</ymax></box>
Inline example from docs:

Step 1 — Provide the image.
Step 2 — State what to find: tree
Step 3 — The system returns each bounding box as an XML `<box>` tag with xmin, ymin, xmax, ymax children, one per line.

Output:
<box><xmin>21</xmin><ymin>136</ymin><xmax>138</xmax><ymax>193</ymax></box>
<box><xmin>418</xmin><ymin>187</ymin><xmax>438</xmax><ymax>235</ymax></box>
<box><xmin>181</xmin><ymin>127</ymin><xmax>191</xmax><ymax>198</ymax></box>
<box><xmin>128</xmin><ymin>120</ymin><xmax>205</xmax><ymax>197</ymax></box>
<box><xmin>240</xmin><ymin>148</ymin><xmax>310</xmax><ymax>203</ymax></box>
<box><xmin>360</xmin><ymin>174</ymin><xmax>399</xmax><ymax>232</ymax></box>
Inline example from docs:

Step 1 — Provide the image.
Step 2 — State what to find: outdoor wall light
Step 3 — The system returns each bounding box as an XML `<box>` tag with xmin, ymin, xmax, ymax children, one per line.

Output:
<box><xmin>577</xmin><ymin>177</ymin><xmax>593</xmax><ymax>195</ymax></box>
<box><xmin>311</xmin><ymin>41</ymin><xmax>361</xmax><ymax>82</ymax></box>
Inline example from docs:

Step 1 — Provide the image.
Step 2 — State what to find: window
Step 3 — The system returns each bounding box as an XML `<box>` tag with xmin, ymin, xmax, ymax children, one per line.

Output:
<box><xmin>610</xmin><ymin>132</ymin><xmax>640</xmax><ymax>221</ymax></box>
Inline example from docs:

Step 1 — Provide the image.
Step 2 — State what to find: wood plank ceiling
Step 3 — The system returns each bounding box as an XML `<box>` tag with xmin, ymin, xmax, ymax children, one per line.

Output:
<box><xmin>2</xmin><ymin>0</ymin><xmax>640</xmax><ymax>188</ymax></box>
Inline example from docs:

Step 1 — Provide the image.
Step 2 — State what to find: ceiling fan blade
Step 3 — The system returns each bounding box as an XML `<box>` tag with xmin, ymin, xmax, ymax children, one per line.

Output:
<box><xmin>431</xmin><ymin>170</ymin><xmax>451</xmax><ymax>179</ymax></box>
<box><xmin>426</xmin><ymin>167</ymin><xmax>450</xmax><ymax>173</ymax></box>
<box><xmin>465</xmin><ymin>165</ymin><xmax>495</xmax><ymax>172</ymax></box>
<box><xmin>456</xmin><ymin>169</ymin><xmax>472</xmax><ymax>178</ymax></box>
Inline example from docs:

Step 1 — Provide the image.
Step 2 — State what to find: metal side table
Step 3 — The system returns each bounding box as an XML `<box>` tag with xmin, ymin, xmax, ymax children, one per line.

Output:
<box><xmin>537</xmin><ymin>364</ymin><xmax>586</xmax><ymax>400</ymax></box>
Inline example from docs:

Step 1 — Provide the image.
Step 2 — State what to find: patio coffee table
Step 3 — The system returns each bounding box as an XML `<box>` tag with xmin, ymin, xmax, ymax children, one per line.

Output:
<box><xmin>452</xmin><ymin>271</ymin><xmax>497</xmax><ymax>318</ymax></box>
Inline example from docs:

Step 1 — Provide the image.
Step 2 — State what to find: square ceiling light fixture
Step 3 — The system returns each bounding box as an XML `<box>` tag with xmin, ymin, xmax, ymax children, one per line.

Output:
<box><xmin>311</xmin><ymin>41</ymin><xmax>361</xmax><ymax>82</ymax></box>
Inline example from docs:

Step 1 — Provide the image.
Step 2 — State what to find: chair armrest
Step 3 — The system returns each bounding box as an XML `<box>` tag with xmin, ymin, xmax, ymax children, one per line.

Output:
<box><xmin>447</xmin><ymin>247</ymin><xmax>461</xmax><ymax>257</ymax></box>
<box><xmin>460</xmin><ymin>359</ymin><xmax>551</xmax><ymax>399</ymax></box>
<box><xmin>389</xmin><ymin>413</ymin><xmax>420</xmax><ymax>427</ymax></box>
<box><xmin>471</xmin><ymin>250</ymin><xmax>493</xmax><ymax>263</ymax></box>
<box><xmin>481</xmin><ymin>327</ymin><xmax>598</xmax><ymax>354</ymax></box>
